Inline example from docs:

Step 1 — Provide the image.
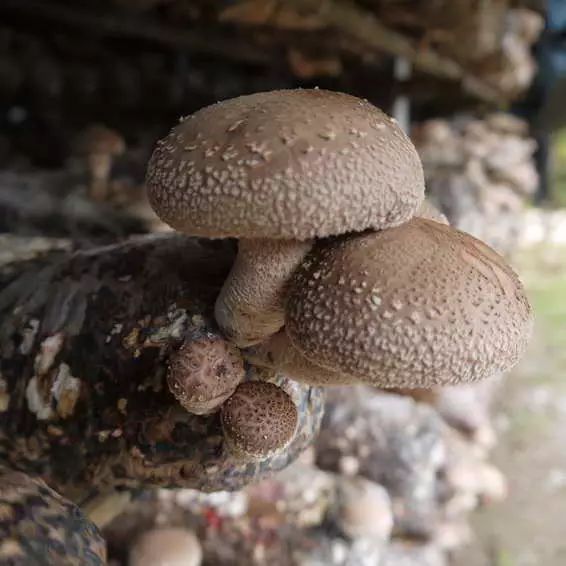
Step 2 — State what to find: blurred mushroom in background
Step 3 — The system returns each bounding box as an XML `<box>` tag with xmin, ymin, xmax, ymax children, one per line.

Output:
<box><xmin>76</xmin><ymin>124</ymin><xmax>126</xmax><ymax>201</ymax></box>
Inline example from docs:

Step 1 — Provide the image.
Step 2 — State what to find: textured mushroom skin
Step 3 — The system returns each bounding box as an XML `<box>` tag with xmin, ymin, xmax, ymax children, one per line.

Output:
<box><xmin>221</xmin><ymin>381</ymin><xmax>298</xmax><ymax>459</ymax></box>
<box><xmin>146</xmin><ymin>89</ymin><xmax>425</xmax><ymax>240</ymax></box>
<box><xmin>167</xmin><ymin>332</ymin><xmax>245</xmax><ymax>414</ymax></box>
<box><xmin>287</xmin><ymin>218</ymin><xmax>533</xmax><ymax>388</ymax></box>
<box><xmin>215</xmin><ymin>238</ymin><xmax>312</xmax><ymax>347</ymax></box>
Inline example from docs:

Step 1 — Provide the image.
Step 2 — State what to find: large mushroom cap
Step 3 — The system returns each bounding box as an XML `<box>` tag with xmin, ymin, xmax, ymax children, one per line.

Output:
<box><xmin>146</xmin><ymin>89</ymin><xmax>424</xmax><ymax>240</ymax></box>
<box><xmin>286</xmin><ymin>218</ymin><xmax>533</xmax><ymax>387</ymax></box>
<box><xmin>221</xmin><ymin>380</ymin><xmax>298</xmax><ymax>459</ymax></box>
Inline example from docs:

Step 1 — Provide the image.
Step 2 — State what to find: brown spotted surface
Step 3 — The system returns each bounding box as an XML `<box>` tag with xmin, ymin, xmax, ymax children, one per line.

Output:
<box><xmin>0</xmin><ymin>470</ymin><xmax>106</xmax><ymax>565</ymax></box>
<box><xmin>286</xmin><ymin>218</ymin><xmax>533</xmax><ymax>388</ymax></box>
<box><xmin>221</xmin><ymin>381</ymin><xmax>298</xmax><ymax>459</ymax></box>
<box><xmin>146</xmin><ymin>89</ymin><xmax>424</xmax><ymax>240</ymax></box>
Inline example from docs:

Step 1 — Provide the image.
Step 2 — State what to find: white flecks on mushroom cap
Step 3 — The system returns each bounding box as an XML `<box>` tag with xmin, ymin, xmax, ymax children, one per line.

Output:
<box><xmin>146</xmin><ymin>89</ymin><xmax>425</xmax><ymax>240</ymax></box>
<box><xmin>286</xmin><ymin>218</ymin><xmax>533</xmax><ymax>388</ymax></box>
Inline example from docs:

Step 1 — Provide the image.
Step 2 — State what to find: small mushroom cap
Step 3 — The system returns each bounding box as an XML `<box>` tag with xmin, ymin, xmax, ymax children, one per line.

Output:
<box><xmin>221</xmin><ymin>380</ymin><xmax>298</xmax><ymax>459</ymax></box>
<box><xmin>129</xmin><ymin>527</ymin><xmax>202</xmax><ymax>566</ymax></box>
<box><xmin>167</xmin><ymin>334</ymin><xmax>245</xmax><ymax>414</ymax></box>
<box><xmin>146</xmin><ymin>89</ymin><xmax>424</xmax><ymax>240</ymax></box>
<box><xmin>417</xmin><ymin>199</ymin><xmax>449</xmax><ymax>225</ymax></box>
<box><xmin>77</xmin><ymin>124</ymin><xmax>126</xmax><ymax>156</ymax></box>
<box><xmin>286</xmin><ymin>218</ymin><xmax>533</xmax><ymax>388</ymax></box>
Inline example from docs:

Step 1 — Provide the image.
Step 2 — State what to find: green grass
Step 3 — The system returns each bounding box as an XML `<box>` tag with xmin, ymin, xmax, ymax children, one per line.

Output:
<box><xmin>514</xmin><ymin>245</ymin><xmax>566</xmax><ymax>374</ymax></box>
<box><xmin>552</xmin><ymin>129</ymin><xmax>566</xmax><ymax>207</ymax></box>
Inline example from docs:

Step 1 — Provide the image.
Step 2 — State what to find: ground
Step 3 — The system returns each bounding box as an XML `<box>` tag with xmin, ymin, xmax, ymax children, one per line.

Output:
<box><xmin>457</xmin><ymin>241</ymin><xmax>566</xmax><ymax>566</ymax></box>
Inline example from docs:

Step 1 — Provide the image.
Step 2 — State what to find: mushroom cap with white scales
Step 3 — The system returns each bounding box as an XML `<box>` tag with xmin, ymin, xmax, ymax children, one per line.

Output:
<box><xmin>285</xmin><ymin>218</ymin><xmax>533</xmax><ymax>387</ymax></box>
<box><xmin>146</xmin><ymin>88</ymin><xmax>424</xmax><ymax>240</ymax></box>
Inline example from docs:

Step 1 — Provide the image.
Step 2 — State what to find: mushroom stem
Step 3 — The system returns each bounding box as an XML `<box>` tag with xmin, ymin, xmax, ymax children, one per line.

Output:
<box><xmin>87</xmin><ymin>152</ymin><xmax>112</xmax><ymax>201</ymax></box>
<box><xmin>244</xmin><ymin>330</ymin><xmax>350</xmax><ymax>386</ymax></box>
<box><xmin>214</xmin><ymin>238</ymin><xmax>312</xmax><ymax>347</ymax></box>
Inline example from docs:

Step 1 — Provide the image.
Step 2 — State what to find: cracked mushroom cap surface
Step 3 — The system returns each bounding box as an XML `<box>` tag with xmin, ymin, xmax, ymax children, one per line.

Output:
<box><xmin>286</xmin><ymin>218</ymin><xmax>533</xmax><ymax>387</ymax></box>
<box><xmin>167</xmin><ymin>334</ymin><xmax>245</xmax><ymax>415</ymax></box>
<box><xmin>146</xmin><ymin>89</ymin><xmax>424</xmax><ymax>240</ymax></box>
<box><xmin>221</xmin><ymin>381</ymin><xmax>298</xmax><ymax>459</ymax></box>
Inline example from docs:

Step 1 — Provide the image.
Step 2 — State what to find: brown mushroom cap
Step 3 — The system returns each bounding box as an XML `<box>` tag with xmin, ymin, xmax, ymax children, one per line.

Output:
<box><xmin>129</xmin><ymin>527</ymin><xmax>202</xmax><ymax>566</ymax></box>
<box><xmin>286</xmin><ymin>218</ymin><xmax>533</xmax><ymax>388</ymax></box>
<box><xmin>167</xmin><ymin>333</ymin><xmax>245</xmax><ymax>414</ymax></box>
<box><xmin>221</xmin><ymin>381</ymin><xmax>298</xmax><ymax>459</ymax></box>
<box><xmin>146</xmin><ymin>89</ymin><xmax>424</xmax><ymax>240</ymax></box>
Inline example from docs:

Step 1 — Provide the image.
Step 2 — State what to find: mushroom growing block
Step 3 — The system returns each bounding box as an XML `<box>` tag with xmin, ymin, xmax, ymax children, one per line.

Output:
<box><xmin>146</xmin><ymin>89</ymin><xmax>425</xmax><ymax>346</ymax></box>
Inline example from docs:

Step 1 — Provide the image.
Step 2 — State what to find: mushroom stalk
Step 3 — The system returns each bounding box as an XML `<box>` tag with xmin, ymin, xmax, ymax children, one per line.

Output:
<box><xmin>87</xmin><ymin>152</ymin><xmax>112</xmax><ymax>201</ymax></box>
<box><xmin>244</xmin><ymin>330</ymin><xmax>348</xmax><ymax>386</ymax></box>
<box><xmin>214</xmin><ymin>238</ymin><xmax>312</xmax><ymax>347</ymax></box>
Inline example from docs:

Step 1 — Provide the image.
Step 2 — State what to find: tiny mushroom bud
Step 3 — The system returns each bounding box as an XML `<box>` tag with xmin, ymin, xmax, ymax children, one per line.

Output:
<box><xmin>167</xmin><ymin>333</ymin><xmax>245</xmax><ymax>415</ymax></box>
<box><xmin>76</xmin><ymin>124</ymin><xmax>126</xmax><ymax>201</ymax></box>
<box><xmin>146</xmin><ymin>89</ymin><xmax>424</xmax><ymax>347</ymax></box>
<box><xmin>282</xmin><ymin>217</ymin><xmax>532</xmax><ymax>388</ymax></box>
<box><xmin>417</xmin><ymin>199</ymin><xmax>449</xmax><ymax>225</ymax></box>
<box><xmin>221</xmin><ymin>380</ymin><xmax>298</xmax><ymax>459</ymax></box>
<box><xmin>129</xmin><ymin>527</ymin><xmax>202</xmax><ymax>566</ymax></box>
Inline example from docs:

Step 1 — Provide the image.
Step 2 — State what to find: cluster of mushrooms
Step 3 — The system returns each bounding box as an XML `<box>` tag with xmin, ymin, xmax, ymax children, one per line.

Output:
<box><xmin>146</xmin><ymin>89</ymin><xmax>533</xmax><ymax>461</ymax></box>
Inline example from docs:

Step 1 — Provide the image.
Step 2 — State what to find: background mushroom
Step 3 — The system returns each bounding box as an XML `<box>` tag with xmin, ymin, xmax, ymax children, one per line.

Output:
<box><xmin>129</xmin><ymin>527</ymin><xmax>202</xmax><ymax>566</ymax></box>
<box><xmin>76</xmin><ymin>124</ymin><xmax>126</xmax><ymax>202</ymax></box>
<box><xmin>249</xmin><ymin>217</ymin><xmax>532</xmax><ymax>388</ymax></box>
<box><xmin>146</xmin><ymin>88</ymin><xmax>425</xmax><ymax>347</ymax></box>
<box><xmin>221</xmin><ymin>380</ymin><xmax>298</xmax><ymax>459</ymax></box>
<box><xmin>332</xmin><ymin>476</ymin><xmax>394</xmax><ymax>541</ymax></box>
